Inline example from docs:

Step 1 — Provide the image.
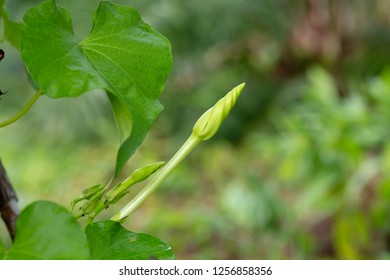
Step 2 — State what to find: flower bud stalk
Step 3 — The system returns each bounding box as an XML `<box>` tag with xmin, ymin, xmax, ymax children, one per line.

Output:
<box><xmin>111</xmin><ymin>83</ymin><xmax>245</xmax><ymax>223</ymax></box>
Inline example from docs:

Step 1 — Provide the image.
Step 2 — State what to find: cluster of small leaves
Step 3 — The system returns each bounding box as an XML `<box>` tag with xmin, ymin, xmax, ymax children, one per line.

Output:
<box><xmin>71</xmin><ymin>161</ymin><xmax>165</xmax><ymax>224</ymax></box>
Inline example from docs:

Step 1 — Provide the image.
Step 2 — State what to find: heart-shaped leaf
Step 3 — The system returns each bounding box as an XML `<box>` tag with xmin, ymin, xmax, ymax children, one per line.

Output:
<box><xmin>20</xmin><ymin>0</ymin><xmax>172</xmax><ymax>175</ymax></box>
<box><xmin>86</xmin><ymin>220</ymin><xmax>175</xmax><ymax>260</ymax></box>
<box><xmin>1</xmin><ymin>201</ymin><xmax>90</xmax><ymax>260</ymax></box>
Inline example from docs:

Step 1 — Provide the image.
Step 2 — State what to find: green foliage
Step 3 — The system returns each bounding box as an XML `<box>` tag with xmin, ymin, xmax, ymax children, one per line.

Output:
<box><xmin>1</xmin><ymin>201</ymin><xmax>90</xmax><ymax>260</ymax></box>
<box><xmin>20</xmin><ymin>0</ymin><xmax>172</xmax><ymax>175</ymax></box>
<box><xmin>86</xmin><ymin>221</ymin><xmax>175</xmax><ymax>260</ymax></box>
<box><xmin>231</xmin><ymin>66</ymin><xmax>390</xmax><ymax>259</ymax></box>
<box><xmin>0</xmin><ymin>201</ymin><xmax>174</xmax><ymax>260</ymax></box>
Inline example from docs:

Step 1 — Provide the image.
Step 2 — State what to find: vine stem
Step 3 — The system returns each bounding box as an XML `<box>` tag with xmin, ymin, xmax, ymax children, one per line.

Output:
<box><xmin>0</xmin><ymin>89</ymin><xmax>43</xmax><ymax>128</ymax></box>
<box><xmin>111</xmin><ymin>135</ymin><xmax>200</xmax><ymax>223</ymax></box>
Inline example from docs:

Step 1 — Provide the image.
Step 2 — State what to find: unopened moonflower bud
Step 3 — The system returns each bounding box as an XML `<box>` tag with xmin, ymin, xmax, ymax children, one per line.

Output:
<box><xmin>192</xmin><ymin>83</ymin><xmax>245</xmax><ymax>141</ymax></box>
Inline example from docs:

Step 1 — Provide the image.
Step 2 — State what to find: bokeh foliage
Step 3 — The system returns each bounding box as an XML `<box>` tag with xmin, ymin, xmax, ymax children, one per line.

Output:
<box><xmin>1</xmin><ymin>0</ymin><xmax>390</xmax><ymax>259</ymax></box>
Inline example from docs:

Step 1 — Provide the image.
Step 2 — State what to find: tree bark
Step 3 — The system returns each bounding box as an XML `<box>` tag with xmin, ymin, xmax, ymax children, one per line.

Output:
<box><xmin>0</xmin><ymin>160</ymin><xmax>19</xmax><ymax>240</ymax></box>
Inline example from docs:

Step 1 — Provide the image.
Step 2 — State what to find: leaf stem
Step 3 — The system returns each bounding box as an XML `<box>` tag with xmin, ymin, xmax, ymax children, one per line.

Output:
<box><xmin>0</xmin><ymin>89</ymin><xmax>43</xmax><ymax>128</ymax></box>
<box><xmin>111</xmin><ymin>135</ymin><xmax>200</xmax><ymax>223</ymax></box>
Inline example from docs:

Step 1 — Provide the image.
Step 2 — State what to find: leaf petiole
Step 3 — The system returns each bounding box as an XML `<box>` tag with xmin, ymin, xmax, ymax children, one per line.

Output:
<box><xmin>0</xmin><ymin>89</ymin><xmax>42</xmax><ymax>128</ymax></box>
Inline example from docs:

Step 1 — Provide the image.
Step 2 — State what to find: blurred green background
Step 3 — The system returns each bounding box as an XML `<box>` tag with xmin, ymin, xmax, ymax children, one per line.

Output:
<box><xmin>1</xmin><ymin>0</ymin><xmax>390</xmax><ymax>259</ymax></box>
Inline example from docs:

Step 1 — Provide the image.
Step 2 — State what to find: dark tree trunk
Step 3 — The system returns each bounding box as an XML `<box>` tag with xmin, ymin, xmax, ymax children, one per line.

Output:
<box><xmin>0</xmin><ymin>160</ymin><xmax>19</xmax><ymax>240</ymax></box>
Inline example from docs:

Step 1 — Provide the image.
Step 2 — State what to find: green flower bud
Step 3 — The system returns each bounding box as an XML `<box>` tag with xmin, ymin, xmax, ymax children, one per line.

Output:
<box><xmin>192</xmin><ymin>83</ymin><xmax>245</xmax><ymax>141</ymax></box>
<box><xmin>70</xmin><ymin>183</ymin><xmax>104</xmax><ymax>213</ymax></box>
<box><xmin>80</xmin><ymin>187</ymin><xmax>105</xmax><ymax>215</ymax></box>
<box><xmin>106</xmin><ymin>161</ymin><xmax>165</xmax><ymax>204</ymax></box>
<box><xmin>81</xmin><ymin>183</ymin><xmax>104</xmax><ymax>199</ymax></box>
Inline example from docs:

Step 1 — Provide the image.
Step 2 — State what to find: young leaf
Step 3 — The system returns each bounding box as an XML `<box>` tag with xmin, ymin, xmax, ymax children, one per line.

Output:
<box><xmin>86</xmin><ymin>220</ymin><xmax>175</xmax><ymax>260</ymax></box>
<box><xmin>3</xmin><ymin>201</ymin><xmax>90</xmax><ymax>260</ymax></box>
<box><xmin>20</xmin><ymin>0</ymin><xmax>172</xmax><ymax>175</ymax></box>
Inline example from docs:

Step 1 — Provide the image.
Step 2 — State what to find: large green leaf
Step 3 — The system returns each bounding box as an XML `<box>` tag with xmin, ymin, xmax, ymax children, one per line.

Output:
<box><xmin>20</xmin><ymin>0</ymin><xmax>172</xmax><ymax>175</ymax></box>
<box><xmin>86</xmin><ymin>220</ymin><xmax>175</xmax><ymax>260</ymax></box>
<box><xmin>2</xmin><ymin>201</ymin><xmax>90</xmax><ymax>260</ymax></box>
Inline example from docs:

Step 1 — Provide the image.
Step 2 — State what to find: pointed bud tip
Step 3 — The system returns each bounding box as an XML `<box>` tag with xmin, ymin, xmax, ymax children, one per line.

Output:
<box><xmin>237</xmin><ymin>82</ymin><xmax>246</xmax><ymax>90</ymax></box>
<box><xmin>192</xmin><ymin>82</ymin><xmax>246</xmax><ymax>141</ymax></box>
<box><xmin>229</xmin><ymin>82</ymin><xmax>246</xmax><ymax>100</ymax></box>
